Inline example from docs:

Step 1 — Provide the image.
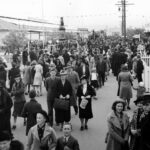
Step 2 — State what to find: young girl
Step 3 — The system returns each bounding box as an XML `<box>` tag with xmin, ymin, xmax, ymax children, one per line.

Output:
<box><xmin>133</xmin><ymin>82</ymin><xmax>146</xmax><ymax>98</ymax></box>
<box><xmin>11</xmin><ymin>74</ymin><xmax>26</xmax><ymax>129</ymax></box>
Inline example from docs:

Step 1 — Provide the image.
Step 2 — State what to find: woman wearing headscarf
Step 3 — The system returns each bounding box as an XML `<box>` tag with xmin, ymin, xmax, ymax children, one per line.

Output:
<box><xmin>76</xmin><ymin>75</ymin><xmax>95</xmax><ymax>131</ymax></box>
<box><xmin>27</xmin><ymin>110</ymin><xmax>57</xmax><ymax>150</ymax></box>
<box><xmin>106</xmin><ymin>100</ymin><xmax>130</xmax><ymax>150</ymax></box>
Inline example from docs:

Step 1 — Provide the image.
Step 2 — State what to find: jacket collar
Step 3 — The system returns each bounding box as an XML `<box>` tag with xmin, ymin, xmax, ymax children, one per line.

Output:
<box><xmin>109</xmin><ymin>111</ymin><xmax>129</xmax><ymax>130</ymax></box>
<box><xmin>32</xmin><ymin>123</ymin><xmax>52</xmax><ymax>141</ymax></box>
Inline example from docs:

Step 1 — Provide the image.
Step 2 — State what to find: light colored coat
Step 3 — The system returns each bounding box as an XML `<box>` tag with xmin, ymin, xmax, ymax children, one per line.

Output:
<box><xmin>26</xmin><ymin>123</ymin><xmax>57</xmax><ymax>150</ymax></box>
<box><xmin>106</xmin><ymin>111</ymin><xmax>130</xmax><ymax>150</ymax></box>
<box><xmin>33</xmin><ymin>64</ymin><xmax>43</xmax><ymax>86</ymax></box>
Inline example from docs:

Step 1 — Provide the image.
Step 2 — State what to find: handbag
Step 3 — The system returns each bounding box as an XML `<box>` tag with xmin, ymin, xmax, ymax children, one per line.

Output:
<box><xmin>80</xmin><ymin>97</ymin><xmax>88</xmax><ymax>109</ymax></box>
<box><xmin>54</xmin><ymin>98</ymin><xmax>69</xmax><ymax>111</ymax></box>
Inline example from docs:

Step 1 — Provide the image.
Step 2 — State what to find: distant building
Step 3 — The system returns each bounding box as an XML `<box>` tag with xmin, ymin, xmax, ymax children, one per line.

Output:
<box><xmin>77</xmin><ymin>28</ymin><xmax>90</xmax><ymax>39</ymax></box>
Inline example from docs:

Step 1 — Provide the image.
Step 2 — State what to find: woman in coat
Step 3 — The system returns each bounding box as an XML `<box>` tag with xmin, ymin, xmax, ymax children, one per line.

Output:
<box><xmin>106</xmin><ymin>100</ymin><xmax>130</xmax><ymax>150</ymax></box>
<box><xmin>55</xmin><ymin>70</ymin><xmax>72</xmax><ymax>130</ymax></box>
<box><xmin>27</xmin><ymin>110</ymin><xmax>57</xmax><ymax>150</ymax></box>
<box><xmin>76</xmin><ymin>75</ymin><xmax>95</xmax><ymax>131</ymax></box>
<box><xmin>118</xmin><ymin>65</ymin><xmax>133</xmax><ymax>109</ymax></box>
<box><xmin>33</xmin><ymin>61</ymin><xmax>43</xmax><ymax>96</ymax></box>
<box><xmin>21</xmin><ymin>89</ymin><xmax>42</xmax><ymax>135</ymax></box>
<box><xmin>11</xmin><ymin>74</ymin><xmax>26</xmax><ymax>130</ymax></box>
<box><xmin>23</xmin><ymin>61</ymin><xmax>31</xmax><ymax>95</ymax></box>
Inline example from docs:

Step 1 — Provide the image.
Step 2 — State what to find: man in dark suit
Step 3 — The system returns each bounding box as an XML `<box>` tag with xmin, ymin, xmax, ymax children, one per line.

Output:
<box><xmin>45</xmin><ymin>68</ymin><xmax>60</xmax><ymax>126</ymax></box>
<box><xmin>55</xmin><ymin>123</ymin><xmax>80</xmax><ymax>150</ymax></box>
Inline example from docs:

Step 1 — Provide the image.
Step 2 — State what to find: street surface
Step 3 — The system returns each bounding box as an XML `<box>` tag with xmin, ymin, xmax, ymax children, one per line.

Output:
<box><xmin>11</xmin><ymin>73</ymin><xmax>136</xmax><ymax>150</ymax></box>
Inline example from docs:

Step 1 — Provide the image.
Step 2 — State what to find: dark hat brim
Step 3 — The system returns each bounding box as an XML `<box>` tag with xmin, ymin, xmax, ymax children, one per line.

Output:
<box><xmin>134</xmin><ymin>93</ymin><xmax>150</xmax><ymax>105</ymax></box>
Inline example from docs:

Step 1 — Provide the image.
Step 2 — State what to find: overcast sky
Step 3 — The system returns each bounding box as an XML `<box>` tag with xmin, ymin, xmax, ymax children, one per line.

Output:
<box><xmin>0</xmin><ymin>0</ymin><xmax>150</xmax><ymax>30</ymax></box>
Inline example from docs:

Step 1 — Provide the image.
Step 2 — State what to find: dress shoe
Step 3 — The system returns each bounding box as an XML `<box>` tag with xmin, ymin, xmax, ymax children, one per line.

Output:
<box><xmin>80</xmin><ymin>126</ymin><xmax>84</xmax><ymax>131</ymax></box>
<box><xmin>85</xmin><ymin>125</ymin><xmax>88</xmax><ymax>130</ymax></box>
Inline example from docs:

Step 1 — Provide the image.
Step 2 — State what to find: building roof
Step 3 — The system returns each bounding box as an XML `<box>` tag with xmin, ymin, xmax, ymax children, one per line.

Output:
<box><xmin>0</xmin><ymin>19</ymin><xmax>19</xmax><ymax>31</ymax></box>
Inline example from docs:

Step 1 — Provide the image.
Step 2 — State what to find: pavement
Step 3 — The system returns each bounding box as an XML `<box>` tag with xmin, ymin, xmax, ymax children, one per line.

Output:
<box><xmin>11</xmin><ymin>73</ymin><xmax>137</xmax><ymax>150</ymax></box>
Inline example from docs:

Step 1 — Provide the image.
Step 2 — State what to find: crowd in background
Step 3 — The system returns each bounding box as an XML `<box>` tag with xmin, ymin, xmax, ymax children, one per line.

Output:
<box><xmin>0</xmin><ymin>34</ymin><xmax>150</xmax><ymax>150</ymax></box>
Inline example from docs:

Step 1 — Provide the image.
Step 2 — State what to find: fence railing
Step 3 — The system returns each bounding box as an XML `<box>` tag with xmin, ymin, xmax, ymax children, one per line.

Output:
<box><xmin>141</xmin><ymin>54</ymin><xmax>150</xmax><ymax>92</ymax></box>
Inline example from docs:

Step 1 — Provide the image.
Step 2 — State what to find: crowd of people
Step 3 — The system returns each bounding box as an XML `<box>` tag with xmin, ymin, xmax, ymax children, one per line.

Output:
<box><xmin>0</xmin><ymin>35</ymin><xmax>150</xmax><ymax>150</ymax></box>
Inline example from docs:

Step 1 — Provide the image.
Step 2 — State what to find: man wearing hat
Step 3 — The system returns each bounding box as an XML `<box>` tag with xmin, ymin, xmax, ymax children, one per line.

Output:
<box><xmin>130</xmin><ymin>97</ymin><xmax>145</xmax><ymax>150</ymax></box>
<box><xmin>137</xmin><ymin>94</ymin><xmax>150</xmax><ymax>150</ymax></box>
<box><xmin>45</xmin><ymin>67</ymin><xmax>60</xmax><ymax>126</ymax></box>
<box><xmin>0</xmin><ymin>80</ymin><xmax>13</xmax><ymax>138</ymax></box>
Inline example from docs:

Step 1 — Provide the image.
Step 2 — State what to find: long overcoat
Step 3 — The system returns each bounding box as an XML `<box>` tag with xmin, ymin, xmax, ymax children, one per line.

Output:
<box><xmin>77</xmin><ymin>84</ymin><xmax>95</xmax><ymax>119</ymax></box>
<box><xmin>106</xmin><ymin>111</ymin><xmax>130</xmax><ymax>150</ymax></box>
<box><xmin>118</xmin><ymin>71</ymin><xmax>133</xmax><ymax>99</ymax></box>
<box><xmin>66</xmin><ymin>71</ymin><xmax>80</xmax><ymax>106</ymax></box>
<box><xmin>23</xmin><ymin>66</ymin><xmax>31</xmax><ymax>85</ymax></box>
<box><xmin>55</xmin><ymin>79</ymin><xmax>72</xmax><ymax>123</ymax></box>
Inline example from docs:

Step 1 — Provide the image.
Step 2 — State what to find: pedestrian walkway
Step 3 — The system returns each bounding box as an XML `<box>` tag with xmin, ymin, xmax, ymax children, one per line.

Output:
<box><xmin>12</xmin><ymin>73</ymin><xmax>136</xmax><ymax>150</ymax></box>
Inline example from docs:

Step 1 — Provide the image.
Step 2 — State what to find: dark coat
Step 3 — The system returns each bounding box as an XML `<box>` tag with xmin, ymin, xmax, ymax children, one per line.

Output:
<box><xmin>22</xmin><ymin>50</ymin><xmax>28</xmax><ymax>65</ymax></box>
<box><xmin>76</xmin><ymin>65</ymin><xmax>90</xmax><ymax>79</ymax></box>
<box><xmin>55</xmin><ymin>79</ymin><xmax>72</xmax><ymax>123</ymax></box>
<box><xmin>21</xmin><ymin>99</ymin><xmax>42</xmax><ymax>135</ymax></box>
<box><xmin>77</xmin><ymin>84</ymin><xmax>95</xmax><ymax>119</ymax></box>
<box><xmin>8</xmin><ymin>67</ymin><xmax>20</xmax><ymax>91</ymax></box>
<box><xmin>55</xmin><ymin>135</ymin><xmax>80</xmax><ymax>150</ymax></box>
<box><xmin>45</xmin><ymin>77</ymin><xmax>60</xmax><ymax>105</ymax></box>
<box><xmin>96</xmin><ymin>59</ymin><xmax>107</xmax><ymax>74</ymax></box>
<box><xmin>67</xmin><ymin>71</ymin><xmax>80</xmax><ymax>106</ymax></box>
<box><xmin>136</xmin><ymin>60</ymin><xmax>144</xmax><ymax>75</ymax></box>
<box><xmin>130</xmin><ymin>108</ymin><xmax>144</xmax><ymax>150</ymax></box>
<box><xmin>140</xmin><ymin>112</ymin><xmax>150</xmax><ymax>150</ymax></box>
<box><xmin>0</xmin><ymin>67</ymin><xmax>7</xmax><ymax>86</ymax></box>
<box><xmin>106</xmin><ymin>111</ymin><xmax>130</xmax><ymax>150</ymax></box>
<box><xmin>0</xmin><ymin>88</ymin><xmax>13</xmax><ymax>134</ymax></box>
<box><xmin>11</xmin><ymin>80</ymin><xmax>26</xmax><ymax>117</ymax></box>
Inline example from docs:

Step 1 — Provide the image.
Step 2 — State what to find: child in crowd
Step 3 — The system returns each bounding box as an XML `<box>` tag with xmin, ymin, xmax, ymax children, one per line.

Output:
<box><xmin>133</xmin><ymin>82</ymin><xmax>146</xmax><ymax>98</ymax></box>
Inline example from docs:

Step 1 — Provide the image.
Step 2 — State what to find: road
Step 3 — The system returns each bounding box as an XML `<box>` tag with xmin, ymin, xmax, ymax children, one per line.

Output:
<box><xmin>11</xmin><ymin>73</ymin><xmax>136</xmax><ymax>150</ymax></box>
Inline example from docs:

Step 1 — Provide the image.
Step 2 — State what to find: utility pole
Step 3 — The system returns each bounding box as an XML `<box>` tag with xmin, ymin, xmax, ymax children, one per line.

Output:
<box><xmin>116</xmin><ymin>0</ymin><xmax>133</xmax><ymax>43</ymax></box>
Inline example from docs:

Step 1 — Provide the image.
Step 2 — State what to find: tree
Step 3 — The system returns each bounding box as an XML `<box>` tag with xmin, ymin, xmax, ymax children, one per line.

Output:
<box><xmin>126</xmin><ymin>28</ymin><xmax>145</xmax><ymax>39</ymax></box>
<box><xmin>2</xmin><ymin>31</ymin><xmax>28</xmax><ymax>53</ymax></box>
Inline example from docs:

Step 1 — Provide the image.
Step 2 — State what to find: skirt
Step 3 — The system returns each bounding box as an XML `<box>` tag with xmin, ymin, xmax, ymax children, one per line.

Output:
<box><xmin>12</xmin><ymin>101</ymin><xmax>26</xmax><ymax>117</ymax></box>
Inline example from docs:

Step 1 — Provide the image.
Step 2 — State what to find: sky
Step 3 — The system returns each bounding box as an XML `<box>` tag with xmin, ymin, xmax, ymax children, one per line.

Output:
<box><xmin>0</xmin><ymin>0</ymin><xmax>150</xmax><ymax>31</ymax></box>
